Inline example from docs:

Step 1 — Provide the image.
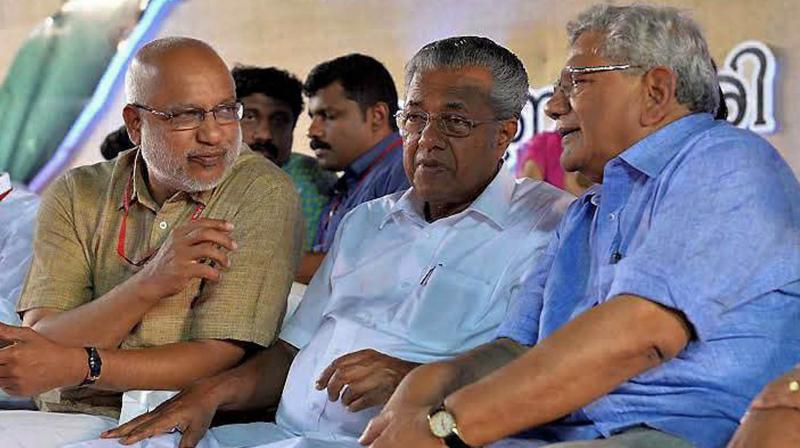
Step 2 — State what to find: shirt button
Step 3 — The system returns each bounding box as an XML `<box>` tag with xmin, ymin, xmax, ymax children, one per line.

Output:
<box><xmin>159</xmin><ymin>221</ymin><xmax>168</xmax><ymax>230</ymax></box>
<box><xmin>608</xmin><ymin>213</ymin><xmax>617</xmax><ymax>221</ymax></box>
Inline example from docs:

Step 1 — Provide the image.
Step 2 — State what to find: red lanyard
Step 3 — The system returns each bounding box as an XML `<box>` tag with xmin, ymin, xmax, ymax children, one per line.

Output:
<box><xmin>317</xmin><ymin>137</ymin><xmax>403</xmax><ymax>243</ymax></box>
<box><xmin>116</xmin><ymin>171</ymin><xmax>205</xmax><ymax>266</ymax></box>
<box><xmin>0</xmin><ymin>188</ymin><xmax>11</xmax><ymax>203</ymax></box>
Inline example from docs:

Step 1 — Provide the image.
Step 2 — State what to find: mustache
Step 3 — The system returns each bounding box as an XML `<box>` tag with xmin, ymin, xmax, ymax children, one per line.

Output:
<box><xmin>310</xmin><ymin>138</ymin><xmax>331</xmax><ymax>151</ymax></box>
<box><xmin>250</xmin><ymin>140</ymin><xmax>280</xmax><ymax>159</ymax></box>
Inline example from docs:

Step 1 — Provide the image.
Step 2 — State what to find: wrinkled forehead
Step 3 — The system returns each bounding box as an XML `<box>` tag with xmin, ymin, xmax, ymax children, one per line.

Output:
<box><xmin>565</xmin><ymin>31</ymin><xmax>609</xmax><ymax>66</ymax></box>
<box><xmin>404</xmin><ymin>67</ymin><xmax>493</xmax><ymax>111</ymax></box>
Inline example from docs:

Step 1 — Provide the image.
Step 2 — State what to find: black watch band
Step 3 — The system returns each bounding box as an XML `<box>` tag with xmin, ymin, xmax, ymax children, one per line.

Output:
<box><xmin>443</xmin><ymin>432</ymin><xmax>472</xmax><ymax>448</ymax></box>
<box><xmin>79</xmin><ymin>346</ymin><xmax>102</xmax><ymax>386</ymax></box>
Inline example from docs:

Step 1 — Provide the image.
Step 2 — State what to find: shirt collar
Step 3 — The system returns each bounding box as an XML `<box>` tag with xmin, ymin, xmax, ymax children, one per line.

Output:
<box><xmin>579</xmin><ymin>183</ymin><xmax>603</xmax><ymax>206</ymax></box>
<box><xmin>380</xmin><ymin>165</ymin><xmax>515</xmax><ymax>230</ymax></box>
<box><xmin>617</xmin><ymin>113</ymin><xmax>714</xmax><ymax>178</ymax></box>
<box><xmin>344</xmin><ymin>132</ymin><xmax>402</xmax><ymax>180</ymax></box>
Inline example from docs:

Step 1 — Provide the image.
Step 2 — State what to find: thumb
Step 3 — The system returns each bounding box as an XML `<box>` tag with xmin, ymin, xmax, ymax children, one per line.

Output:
<box><xmin>0</xmin><ymin>323</ymin><xmax>35</xmax><ymax>343</ymax></box>
<box><xmin>359</xmin><ymin>413</ymin><xmax>390</xmax><ymax>446</ymax></box>
<box><xmin>178</xmin><ymin>426</ymin><xmax>208</xmax><ymax>448</ymax></box>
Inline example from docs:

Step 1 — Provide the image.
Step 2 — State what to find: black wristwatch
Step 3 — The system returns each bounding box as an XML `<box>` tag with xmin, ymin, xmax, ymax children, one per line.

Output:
<box><xmin>427</xmin><ymin>403</ymin><xmax>473</xmax><ymax>448</ymax></box>
<box><xmin>79</xmin><ymin>347</ymin><xmax>102</xmax><ymax>386</ymax></box>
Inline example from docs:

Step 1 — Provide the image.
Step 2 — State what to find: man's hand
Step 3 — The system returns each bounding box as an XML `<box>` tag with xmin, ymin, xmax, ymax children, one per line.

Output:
<box><xmin>359</xmin><ymin>402</ymin><xmax>439</xmax><ymax>448</ymax></box>
<box><xmin>749</xmin><ymin>364</ymin><xmax>800</xmax><ymax>412</ymax></box>
<box><xmin>315</xmin><ymin>349</ymin><xmax>419</xmax><ymax>412</ymax></box>
<box><xmin>728</xmin><ymin>408</ymin><xmax>800</xmax><ymax>448</ymax></box>
<box><xmin>101</xmin><ymin>379</ymin><xmax>222</xmax><ymax>447</ymax></box>
<box><xmin>0</xmin><ymin>323</ymin><xmax>85</xmax><ymax>396</ymax></box>
<box><xmin>135</xmin><ymin>218</ymin><xmax>237</xmax><ymax>300</ymax></box>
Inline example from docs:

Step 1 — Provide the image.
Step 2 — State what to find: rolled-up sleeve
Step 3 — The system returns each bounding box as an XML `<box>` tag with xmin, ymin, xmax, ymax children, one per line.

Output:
<box><xmin>17</xmin><ymin>173</ymin><xmax>93</xmax><ymax>314</ymax></box>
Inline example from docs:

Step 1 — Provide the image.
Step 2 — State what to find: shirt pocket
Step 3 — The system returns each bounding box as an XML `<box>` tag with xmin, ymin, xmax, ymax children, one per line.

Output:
<box><xmin>391</xmin><ymin>265</ymin><xmax>495</xmax><ymax>353</ymax></box>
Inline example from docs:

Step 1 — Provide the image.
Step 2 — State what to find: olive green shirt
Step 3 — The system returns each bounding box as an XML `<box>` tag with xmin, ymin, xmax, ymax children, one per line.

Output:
<box><xmin>17</xmin><ymin>146</ymin><xmax>303</xmax><ymax>417</ymax></box>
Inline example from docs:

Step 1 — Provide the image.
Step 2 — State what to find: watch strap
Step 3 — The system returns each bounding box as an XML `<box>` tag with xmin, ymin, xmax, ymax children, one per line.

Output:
<box><xmin>80</xmin><ymin>346</ymin><xmax>102</xmax><ymax>386</ymax></box>
<box><xmin>443</xmin><ymin>431</ymin><xmax>472</xmax><ymax>448</ymax></box>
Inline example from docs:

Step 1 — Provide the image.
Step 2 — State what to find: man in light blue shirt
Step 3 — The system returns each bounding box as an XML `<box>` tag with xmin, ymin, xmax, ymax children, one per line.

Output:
<box><xmin>361</xmin><ymin>5</ymin><xmax>800</xmax><ymax>448</ymax></box>
<box><xmin>93</xmin><ymin>36</ymin><xmax>572</xmax><ymax>448</ymax></box>
<box><xmin>0</xmin><ymin>173</ymin><xmax>39</xmax><ymax>326</ymax></box>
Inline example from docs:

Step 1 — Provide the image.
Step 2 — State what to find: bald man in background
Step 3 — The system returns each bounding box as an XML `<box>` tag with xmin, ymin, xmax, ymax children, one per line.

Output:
<box><xmin>0</xmin><ymin>36</ymin><xmax>302</xmax><ymax>447</ymax></box>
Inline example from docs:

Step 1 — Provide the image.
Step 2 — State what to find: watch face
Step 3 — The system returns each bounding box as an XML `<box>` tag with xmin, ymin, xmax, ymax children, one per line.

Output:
<box><xmin>429</xmin><ymin>410</ymin><xmax>456</xmax><ymax>438</ymax></box>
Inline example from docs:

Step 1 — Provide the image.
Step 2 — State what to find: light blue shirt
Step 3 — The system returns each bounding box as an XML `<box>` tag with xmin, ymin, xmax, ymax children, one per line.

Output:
<box><xmin>279</xmin><ymin>168</ymin><xmax>573</xmax><ymax>441</ymax></box>
<box><xmin>497</xmin><ymin>113</ymin><xmax>800</xmax><ymax>448</ymax></box>
<box><xmin>0</xmin><ymin>182</ymin><xmax>39</xmax><ymax>325</ymax></box>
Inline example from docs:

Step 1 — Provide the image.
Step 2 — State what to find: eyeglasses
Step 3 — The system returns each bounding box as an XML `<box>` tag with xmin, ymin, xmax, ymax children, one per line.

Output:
<box><xmin>131</xmin><ymin>102</ymin><xmax>244</xmax><ymax>131</ymax></box>
<box><xmin>395</xmin><ymin>110</ymin><xmax>500</xmax><ymax>138</ymax></box>
<box><xmin>553</xmin><ymin>64</ymin><xmax>642</xmax><ymax>99</ymax></box>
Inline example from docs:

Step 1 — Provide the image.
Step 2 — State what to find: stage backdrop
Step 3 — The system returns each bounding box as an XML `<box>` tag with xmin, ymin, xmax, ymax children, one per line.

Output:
<box><xmin>4</xmin><ymin>0</ymin><xmax>798</xmax><ymax>180</ymax></box>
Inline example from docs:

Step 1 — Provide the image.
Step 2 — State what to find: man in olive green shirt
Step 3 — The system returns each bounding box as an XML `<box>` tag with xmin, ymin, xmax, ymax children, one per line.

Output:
<box><xmin>0</xmin><ymin>36</ymin><xmax>302</xmax><ymax>445</ymax></box>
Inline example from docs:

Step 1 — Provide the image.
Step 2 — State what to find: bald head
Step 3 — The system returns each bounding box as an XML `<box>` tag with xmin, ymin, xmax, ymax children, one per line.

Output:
<box><xmin>120</xmin><ymin>37</ymin><xmax>242</xmax><ymax>201</ymax></box>
<box><xmin>125</xmin><ymin>37</ymin><xmax>233</xmax><ymax>105</ymax></box>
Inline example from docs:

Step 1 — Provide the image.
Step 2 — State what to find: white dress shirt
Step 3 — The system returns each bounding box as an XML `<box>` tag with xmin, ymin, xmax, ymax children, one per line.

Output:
<box><xmin>277</xmin><ymin>168</ymin><xmax>573</xmax><ymax>440</ymax></box>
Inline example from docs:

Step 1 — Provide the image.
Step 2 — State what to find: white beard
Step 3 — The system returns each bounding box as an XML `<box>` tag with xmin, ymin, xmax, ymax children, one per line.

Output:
<box><xmin>140</xmin><ymin>127</ymin><xmax>242</xmax><ymax>194</ymax></box>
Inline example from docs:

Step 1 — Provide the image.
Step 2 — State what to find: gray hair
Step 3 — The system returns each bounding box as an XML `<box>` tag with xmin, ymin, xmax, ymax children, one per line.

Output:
<box><xmin>567</xmin><ymin>4</ymin><xmax>719</xmax><ymax>114</ymax></box>
<box><xmin>405</xmin><ymin>36</ymin><xmax>529</xmax><ymax>119</ymax></box>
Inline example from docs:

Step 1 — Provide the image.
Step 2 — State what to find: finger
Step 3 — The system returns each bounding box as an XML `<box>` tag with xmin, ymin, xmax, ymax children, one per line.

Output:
<box><xmin>326</xmin><ymin>365</ymin><xmax>371</xmax><ymax>402</ymax></box>
<box><xmin>119</xmin><ymin>418</ymin><xmax>178</xmax><ymax>445</ymax></box>
<box><xmin>751</xmin><ymin>390</ymin><xmax>800</xmax><ymax>410</ymax></box>
<box><xmin>179</xmin><ymin>424</ymin><xmax>209</xmax><ymax>448</ymax></box>
<box><xmin>359</xmin><ymin>414</ymin><xmax>390</xmax><ymax>446</ymax></box>
<box><xmin>102</xmin><ymin>407</ymin><xmax>168</xmax><ymax>438</ymax></box>
<box><xmin>343</xmin><ymin>379</ymin><xmax>391</xmax><ymax>411</ymax></box>
<box><xmin>346</xmin><ymin>392</ymin><xmax>385</xmax><ymax>413</ymax></box>
<box><xmin>316</xmin><ymin>349</ymin><xmax>382</xmax><ymax>389</ymax></box>
<box><xmin>183</xmin><ymin>227</ymin><xmax>237</xmax><ymax>251</ymax></box>
<box><xmin>187</xmin><ymin>263</ymin><xmax>222</xmax><ymax>283</ymax></box>
<box><xmin>0</xmin><ymin>323</ymin><xmax>35</xmax><ymax>343</ymax></box>
<box><xmin>316</xmin><ymin>362</ymin><xmax>337</xmax><ymax>390</ymax></box>
<box><xmin>187</xmin><ymin>243</ymin><xmax>231</xmax><ymax>268</ymax></box>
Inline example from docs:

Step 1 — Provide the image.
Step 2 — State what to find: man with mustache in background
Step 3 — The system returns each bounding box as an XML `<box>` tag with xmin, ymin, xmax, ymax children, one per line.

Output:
<box><xmin>295</xmin><ymin>54</ymin><xmax>409</xmax><ymax>284</ymax></box>
<box><xmin>0</xmin><ymin>36</ymin><xmax>302</xmax><ymax>448</ymax></box>
<box><xmin>232</xmin><ymin>66</ymin><xmax>336</xmax><ymax>252</ymax></box>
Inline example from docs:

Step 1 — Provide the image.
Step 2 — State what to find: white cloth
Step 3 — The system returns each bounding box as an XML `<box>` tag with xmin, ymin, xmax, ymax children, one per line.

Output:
<box><xmin>0</xmin><ymin>410</ymin><xmax>116</xmax><ymax>448</ymax></box>
<box><xmin>0</xmin><ymin>178</ymin><xmax>39</xmax><ymax>325</ymax></box>
<box><xmin>277</xmin><ymin>169</ymin><xmax>572</xmax><ymax>440</ymax></box>
<box><xmin>67</xmin><ymin>422</ymin><xmax>355</xmax><ymax>448</ymax></box>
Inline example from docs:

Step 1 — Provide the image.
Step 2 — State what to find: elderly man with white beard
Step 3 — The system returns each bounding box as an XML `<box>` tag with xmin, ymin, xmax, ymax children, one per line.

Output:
<box><xmin>0</xmin><ymin>37</ymin><xmax>303</xmax><ymax>448</ymax></box>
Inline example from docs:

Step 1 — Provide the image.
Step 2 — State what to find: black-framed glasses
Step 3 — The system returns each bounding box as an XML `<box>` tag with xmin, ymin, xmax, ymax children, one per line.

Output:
<box><xmin>131</xmin><ymin>102</ymin><xmax>244</xmax><ymax>131</ymax></box>
<box><xmin>394</xmin><ymin>110</ymin><xmax>500</xmax><ymax>138</ymax></box>
<box><xmin>553</xmin><ymin>64</ymin><xmax>643</xmax><ymax>99</ymax></box>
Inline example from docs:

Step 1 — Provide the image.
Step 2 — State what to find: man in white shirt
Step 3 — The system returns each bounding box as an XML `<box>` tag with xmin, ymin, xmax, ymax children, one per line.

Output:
<box><xmin>96</xmin><ymin>36</ymin><xmax>573</xmax><ymax>448</ymax></box>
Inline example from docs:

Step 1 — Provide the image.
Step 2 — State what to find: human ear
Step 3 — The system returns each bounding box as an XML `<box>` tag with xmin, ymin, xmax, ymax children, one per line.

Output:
<box><xmin>641</xmin><ymin>66</ymin><xmax>678</xmax><ymax>126</ymax></box>
<box><xmin>122</xmin><ymin>105</ymin><xmax>143</xmax><ymax>145</ymax></box>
